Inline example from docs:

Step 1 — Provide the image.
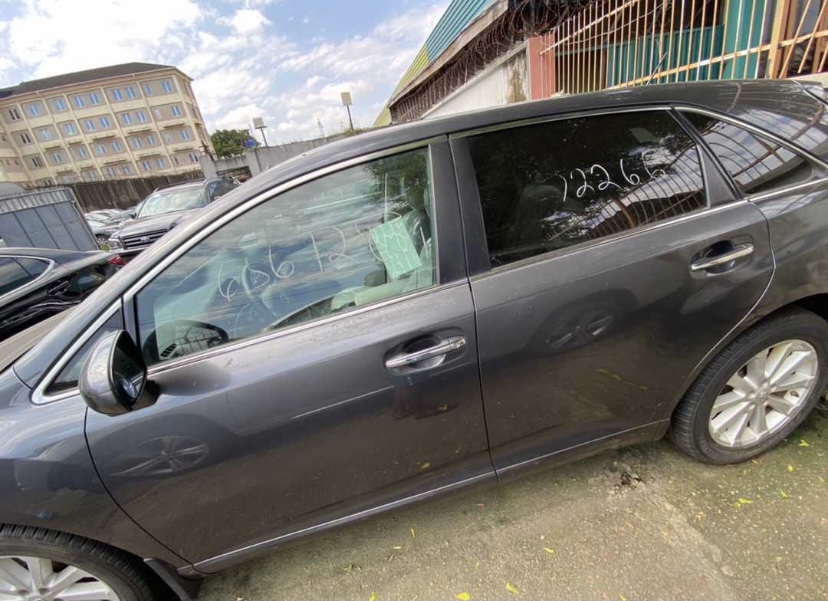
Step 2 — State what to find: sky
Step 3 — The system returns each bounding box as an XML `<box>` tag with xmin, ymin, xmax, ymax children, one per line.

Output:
<box><xmin>0</xmin><ymin>0</ymin><xmax>448</xmax><ymax>144</ymax></box>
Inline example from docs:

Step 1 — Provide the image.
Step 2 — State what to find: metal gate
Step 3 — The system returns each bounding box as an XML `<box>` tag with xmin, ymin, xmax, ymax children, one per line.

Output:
<box><xmin>0</xmin><ymin>187</ymin><xmax>98</xmax><ymax>251</ymax></box>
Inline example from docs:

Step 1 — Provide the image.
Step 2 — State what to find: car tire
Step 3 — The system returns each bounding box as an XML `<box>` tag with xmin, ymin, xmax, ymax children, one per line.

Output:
<box><xmin>0</xmin><ymin>524</ymin><xmax>161</xmax><ymax>601</ymax></box>
<box><xmin>671</xmin><ymin>308</ymin><xmax>828</xmax><ymax>464</ymax></box>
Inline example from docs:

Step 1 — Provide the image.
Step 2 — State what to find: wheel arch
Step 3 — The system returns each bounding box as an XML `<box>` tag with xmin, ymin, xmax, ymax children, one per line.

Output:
<box><xmin>662</xmin><ymin>292</ymin><xmax>828</xmax><ymax>424</ymax></box>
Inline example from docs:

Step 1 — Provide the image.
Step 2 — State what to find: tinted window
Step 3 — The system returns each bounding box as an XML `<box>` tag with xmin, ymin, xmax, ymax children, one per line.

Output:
<box><xmin>136</xmin><ymin>148</ymin><xmax>436</xmax><ymax>366</ymax></box>
<box><xmin>467</xmin><ymin>112</ymin><xmax>707</xmax><ymax>267</ymax></box>
<box><xmin>684</xmin><ymin>112</ymin><xmax>822</xmax><ymax>195</ymax></box>
<box><xmin>17</xmin><ymin>258</ymin><xmax>48</xmax><ymax>279</ymax></box>
<box><xmin>0</xmin><ymin>258</ymin><xmax>36</xmax><ymax>295</ymax></box>
<box><xmin>47</xmin><ymin>312</ymin><xmax>124</xmax><ymax>395</ymax></box>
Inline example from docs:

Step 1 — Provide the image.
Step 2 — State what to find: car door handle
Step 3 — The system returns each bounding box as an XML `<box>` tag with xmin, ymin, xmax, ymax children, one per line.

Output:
<box><xmin>385</xmin><ymin>336</ymin><xmax>466</xmax><ymax>369</ymax></box>
<box><xmin>690</xmin><ymin>243</ymin><xmax>754</xmax><ymax>272</ymax></box>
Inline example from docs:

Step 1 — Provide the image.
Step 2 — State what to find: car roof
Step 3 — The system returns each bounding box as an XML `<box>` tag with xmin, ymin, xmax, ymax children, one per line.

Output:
<box><xmin>12</xmin><ymin>79</ymin><xmax>821</xmax><ymax>386</ymax></box>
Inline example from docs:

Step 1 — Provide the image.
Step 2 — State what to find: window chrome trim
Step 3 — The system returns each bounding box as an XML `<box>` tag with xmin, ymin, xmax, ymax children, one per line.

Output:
<box><xmin>31</xmin><ymin>300</ymin><xmax>121</xmax><ymax>405</ymax></box>
<box><xmin>674</xmin><ymin>105</ymin><xmax>828</xmax><ymax>188</ymax></box>
<box><xmin>146</xmin><ymin>280</ymin><xmax>466</xmax><ymax>377</ymax></box>
<box><xmin>0</xmin><ymin>257</ymin><xmax>55</xmax><ymax>302</ymax></box>
<box><xmin>448</xmin><ymin>105</ymin><xmax>673</xmax><ymax>140</ymax></box>
<box><xmin>472</xmin><ymin>200</ymin><xmax>749</xmax><ymax>280</ymax></box>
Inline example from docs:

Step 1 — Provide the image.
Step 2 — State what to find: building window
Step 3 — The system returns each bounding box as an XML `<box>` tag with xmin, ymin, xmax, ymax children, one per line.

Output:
<box><xmin>153</xmin><ymin>108</ymin><xmax>163</xmax><ymax>120</ymax></box>
<box><xmin>9</xmin><ymin>108</ymin><xmax>21</xmax><ymax>121</ymax></box>
<box><xmin>77</xmin><ymin>146</ymin><xmax>89</xmax><ymax>159</ymax></box>
<box><xmin>136</xmin><ymin>110</ymin><xmax>148</xmax><ymax>123</ymax></box>
<box><xmin>188</xmin><ymin>152</ymin><xmax>199</xmax><ymax>163</ymax></box>
<box><xmin>156</xmin><ymin>157</ymin><xmax>166</xmax><ymax>169</ymax></box>
<box><xmin>131</xmin><ymin>137</ymin><xmax>143</xmax><ymax>149</ymax></box>
<box><xmin>19</xmin><ymin>132</ymin><xmax>33</xmax><ymax>145</ymax></box>
<box><xmin>63</xmin><ymin>122</ymin><xmax>78</xmax><ymax>136</ymax></box>
<box><xmin>73</xmin><ymin>95</ymin><xmax>85</xmax><ymax>108</ymax></box>
<box><xmin>141</xmin><ymin>160</ymin><xmax>151</xmax><ymax>172</ymax></box>
<box><xmin>172</xmin><ymin>156</ymin><xmax>180</xmax><ymax>165</ymax></box>
<box><xmin>126</xmin><ymin>86</ymin><xmax>138</xmax><ymax>99</ymax></box>
<box><xmin>111</xmin><ymin>89</ymin><xmax>123</xmax><ymax>101</ymax></box>
<box><xmin>120</xmin><ymin>163</ymin><xmax>132</xmax><ymax>175</ymax></box>
<box><xmin>84</xmin><ymin>120</ymin><xmax>96</xmax><ymax>132</ymax></box>
<box><xmin>84</xmin><ymin>170</ymin><xmax>98</xmax><ymax>181</ymax></box>
<box><xmin>121</xmin><ymin>113</ymin><xmax>133</xmax><ymax>126</ymax></box>
<box><xmin>61</xmin><ymin>175</ymin><xmax>74</xmax><ymax>184</ymax></box>
<box><xmin>162</xmin><ymin>80</ymin><xmax>174</xmax><ymax>93</ymax></box>
<box><xmin>31</xmin><ymin>156</ymin><xmax>44</xmax><ymax>168</ymax></box>
<box><xmin>103</xmin><ymin>166</ymin><xmax>116</xmax><ymax>178</ymax></box>
<box><xmin>111</xmin><ymin>141</ymin><xmax>122</xmax><ymax>152</ymax></box>
<box><xmin>95</xmin><ymin>144</ymin><xmax>106</xmax><ymax>155</ymax></box>
<box><xmin>146</xmin><ymin>134</ymin><xmax>157</xmax><ymax>146</ymax></box>
<box><xmin>180</xmin><ymin>129</ymin><xmax>192</xmax><ymax>141</ymax></box>
<box><xmin>100</xmin><ymin>116</ymin><xmax>111</xmax><ymax>128</ymax></box>
<box><xmin>51</xmin><ymin>153</ymin><xmax>63</xmax><ymax>165</ymax></box>
<box><xmin>52</xmin><ymin>98</ymin><xmax>67</xmax><ymax>112</ymax></box>
<box><xmin>163</xmin><ymin>133</ymin><xmax>173</xmax><ymax>144</ymax></box>
<box><xmin>28</xmin><ymin>103</ymin><xmax>41</xmax><ymax>117</ymax></box>
<box><xmin>89</xmin><ymin>92</ymin><xmax>101</xmax><ymax>105</ymax></box>
<box><xmin>37</xmin><ymin>128</ymin><xmax>52</xmax><ymax>141</ymax></box>
<box><xmin>143</xmin><ymin>84</ymin><xmax>153</xmax><ymax>96</ymax></box>
<box><xmin>171</xmin><ymin>105</ymin><xmax>182</xmax><ymax>117</ymax></box>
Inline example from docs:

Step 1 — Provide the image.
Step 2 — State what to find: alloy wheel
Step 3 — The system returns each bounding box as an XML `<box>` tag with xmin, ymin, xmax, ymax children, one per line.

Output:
<box><xmin>0</xmin><ymin>556</ymin><xmax>120</xmax><ymax>601</ymax></box>
<box><xmin>708</xmin><ymin>339</ymin><xmax>818</xmax><ymax>448</ymax></box>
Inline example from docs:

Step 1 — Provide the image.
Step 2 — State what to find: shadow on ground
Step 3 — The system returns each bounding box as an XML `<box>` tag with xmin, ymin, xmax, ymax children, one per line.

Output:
<box><xmin>199</xmin><ymin>409</ymin><xmax>828</xmax><ymax>601</ymax></box>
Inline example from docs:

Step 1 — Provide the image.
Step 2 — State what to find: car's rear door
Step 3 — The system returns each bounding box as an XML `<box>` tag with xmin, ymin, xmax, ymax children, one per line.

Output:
<box><xmin>451</xmin><ymin>108</ymin><xmax>774</xmax><ymax>476</ymax></box>
<box><xmin>82</xmin><ymin>140</ymin><xmax>492</xmax><ymax>569</ymax></box>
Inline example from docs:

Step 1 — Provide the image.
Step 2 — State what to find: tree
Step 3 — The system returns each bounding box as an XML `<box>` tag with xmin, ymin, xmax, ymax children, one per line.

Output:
<box><xmin>210</xmin><ymin>129</ymin><xmax>258</xmax><ymax>158</ymax></box>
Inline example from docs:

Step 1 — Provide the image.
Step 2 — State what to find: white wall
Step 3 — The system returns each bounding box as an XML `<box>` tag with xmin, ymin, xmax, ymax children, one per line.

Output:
<box><xmin>424</xmin><ymin>47</ymin><xmax>528</xmax><ymax>119</ymax></box>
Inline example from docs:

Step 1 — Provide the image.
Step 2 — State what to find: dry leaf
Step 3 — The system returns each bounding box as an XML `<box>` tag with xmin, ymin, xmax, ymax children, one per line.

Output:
<box><xmin>619</xmin><ymin>595</ymin><xmax>627</xmax><ymax>601</ymax></box>
<box><xmin>780</xmin><ymin>490</ymin><xmax>790</xmax><ymax>499</ymax></box>
<box><xmin>737</xmin><ymin>497</ymin><xmax>753</xmax><ymax>505</ymax></box>
<box><xmin>544</xmin><ymin>547</ymin><xmax>556</xmax><ymax>555</ymax></box>
<box><xmin>506</xmin><ymin>582</ymin><xmax>519</xmax><ymax>596</ymax></box>
<box><xmin>392</xmin><ymin>545</ymin><xmax>402</xmax><ymax>550</ymax></box>
<box><xmin>787</xmin><ymin>464</ymin><xmax>795</xmax><ymax>473</ymax></box>
<box><xmin>421</xmin><ymin>462</ymin><xmax>431</xmax><ymax>470</ymax></box>
<box><xmin>369</xmin><ymin>593</ymin><xmax>377</xmax><ymax>601</ymax></box>
<box><xmin>455</xmin><ymin>593</ymin><xmax>471</xmax><ymax>601</ymax></box>
<box><xmin>799</xmin><ymin>440</ymin><xmax>810</xmax><ymax>447</ymax></box>
<box><xmin>410</xmin><ymin>527</ymin><xmax>416</xmax><ymax>539</ymax></box>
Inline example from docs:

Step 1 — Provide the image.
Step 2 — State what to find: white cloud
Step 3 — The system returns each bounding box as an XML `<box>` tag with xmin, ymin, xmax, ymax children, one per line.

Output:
<box><xmin>224</xmin><ymin>8</ymin><xmax>270</xmax><ymax>34</ymax></box>
<box><xmin>6</xmin><ymin>0</ymin><xmax>202</xmax><ymax>78</ymax></box>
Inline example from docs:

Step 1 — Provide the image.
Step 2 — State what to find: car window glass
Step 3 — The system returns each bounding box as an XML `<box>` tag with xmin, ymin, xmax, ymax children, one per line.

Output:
<box><xmin>46</xmin><ymin>312</ymin><xmax>125</xmax><ymax>395</ymax></box>
<box><xmin>207</xmin><ymin>182</ymin><xmax>219</xmax><ymax>200</ymax></box>
<box><xmin>0</xmin><ymin>258</ymin><xmax>36</xmax><ymax>295</ymax></box>
<box><xmin>467</xmin><ymin>111</ymin><xmax>707</xmax><ymax>268</ymax></box>
<box><xmin>683</xmin><ymin>112</ymin><xmax>822</xmax><ymax>195</ymax></box>
<box><xmin>16</xmin><ymin>258</ymin><xmax>49</xmax><ymax>279</ymax></box>
<box><xmin>135</xmin><ymin>148</ymin><xmax>436</xmax><ymax>366</ymax></box>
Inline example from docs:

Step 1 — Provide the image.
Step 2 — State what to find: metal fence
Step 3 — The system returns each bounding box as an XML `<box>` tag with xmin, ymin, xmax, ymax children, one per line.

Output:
<box><xmin>532</xmin><ymin>0</ymin><xmax>828</xmax><ymax>97</ymax></box>
<box><xmin>0</xmin><ymin>187</ymin><xmax>97</xmax><ymax>251</ymax></box>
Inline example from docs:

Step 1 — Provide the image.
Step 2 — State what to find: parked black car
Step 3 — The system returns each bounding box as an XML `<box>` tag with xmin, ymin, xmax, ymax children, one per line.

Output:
<box><xmin>3</xmin><ymin>80</ymin><xmax>828</xmax><ymax>601</ymax></box>
<box><xmin>108</xmin><ymin>178</ymin><xmax>238</xmax><ymax>255</ymax></box>
<box><xmin>0</xmin><ymin>247</ymin><xmax>123</xmax><ymax>342</ymax></box>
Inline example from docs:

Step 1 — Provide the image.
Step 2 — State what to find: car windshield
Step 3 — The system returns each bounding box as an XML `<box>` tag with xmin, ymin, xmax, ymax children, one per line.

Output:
<box><xmin>138</xmin><ymin>188</ymin><xmax>205</xmax><ymax>218</ymax></box>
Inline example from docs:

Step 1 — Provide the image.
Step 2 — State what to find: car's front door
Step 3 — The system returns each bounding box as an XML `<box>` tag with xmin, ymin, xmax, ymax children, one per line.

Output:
<box><xmin>84</xmin><ymin>142</ymin><xmax>491</xmax><ymax>568</ymax></box>
<box><xmin>451</xmin><ymin>108</ymin><xmax>775</xmax><ymax>475</ymax></box>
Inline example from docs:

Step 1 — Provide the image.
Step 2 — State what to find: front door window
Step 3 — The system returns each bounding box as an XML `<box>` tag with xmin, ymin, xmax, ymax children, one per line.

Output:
<box><xmin>136</xmin><ymin>148</ymin><xmax>436</xmax><ymax>365</ymax></box>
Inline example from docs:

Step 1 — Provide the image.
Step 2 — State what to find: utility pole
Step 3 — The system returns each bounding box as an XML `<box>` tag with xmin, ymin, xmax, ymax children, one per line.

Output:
<box><xmin>252</xmin><ymin>116</ymin><xmax>268</xmax><ymax>147</ymax></box>
<box><xmin>341</xmin><ymin>91</ymin><xmax>354</xmax><ymax>131</ymax></box>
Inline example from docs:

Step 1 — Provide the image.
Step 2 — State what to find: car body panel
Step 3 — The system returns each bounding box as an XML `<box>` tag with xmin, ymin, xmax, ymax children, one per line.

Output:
<box><xmin>0</xmin><ymin>81</ymin><xmax>827</xmax><ymax>586</ymax></box>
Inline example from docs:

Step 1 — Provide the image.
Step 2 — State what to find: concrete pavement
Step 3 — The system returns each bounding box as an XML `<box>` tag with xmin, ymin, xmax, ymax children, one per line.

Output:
<box><xmin>199</xmin><ymin>407</ymin><xmax>828</xmax><ymax>600</ymax></box>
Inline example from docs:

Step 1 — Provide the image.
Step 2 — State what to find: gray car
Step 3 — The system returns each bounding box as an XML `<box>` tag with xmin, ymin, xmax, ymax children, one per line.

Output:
<box><xmin>3</xmin><ymin>80</ymin><xmax>828</xmax><ymax>601</ymax></box>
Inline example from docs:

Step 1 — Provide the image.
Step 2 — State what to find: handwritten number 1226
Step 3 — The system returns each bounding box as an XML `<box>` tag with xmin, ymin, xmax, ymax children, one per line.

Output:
<box><xmin>556</xmin><ymin>156</ymin><xmax>665</xmax><ymax>202</ymax></box>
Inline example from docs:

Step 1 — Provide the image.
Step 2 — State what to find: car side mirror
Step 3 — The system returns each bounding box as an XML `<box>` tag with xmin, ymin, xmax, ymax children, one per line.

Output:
<box><xmin>129</xmin><ymin>211</ymin><xmax>137</xmax><ymax>219</ymax></box>
<box><xmin>79</xmin><ymin>330</ymin><xmax>158</xmax><ymax>415</ymax></box>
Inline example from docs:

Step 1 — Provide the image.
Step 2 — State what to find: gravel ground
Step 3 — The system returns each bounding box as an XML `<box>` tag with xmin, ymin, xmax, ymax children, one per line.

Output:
<box><xmin>199</xmin><ymin>407</ymin><xmax>828</xmax><ymax>601</ymax></box>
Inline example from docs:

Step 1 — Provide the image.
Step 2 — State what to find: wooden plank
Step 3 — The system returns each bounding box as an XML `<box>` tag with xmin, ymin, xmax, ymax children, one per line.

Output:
<box><xmin>767</xmin><ymin>0</ymin><xmax>791</xmax><ymax>78</ymax></box>
<box><xmin>780</xmin><ymin>0</ymin><xmax>814</xmax><ymax>75</ymax></box>
<box><xmin>798</xmin><ymin>0</ymin><xmax>828</xmax><ymax>73</ymax></box>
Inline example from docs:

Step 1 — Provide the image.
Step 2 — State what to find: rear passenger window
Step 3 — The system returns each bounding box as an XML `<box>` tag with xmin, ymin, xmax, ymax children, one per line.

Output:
<box><xmin>683</xmin><ymin>112</ymin><xmax>823</xmax><ymax>196</ymax></box>
<box><xmin>467</xmin><ymin>111</ymin><xmax>706</xmax><ymax>267</ymax></box>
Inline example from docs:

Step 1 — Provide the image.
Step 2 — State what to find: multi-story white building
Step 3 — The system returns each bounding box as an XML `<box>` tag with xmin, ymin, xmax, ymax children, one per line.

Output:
<box><xmin>0</xmin><ymin>62</ymin><xmax>214</xmax><ymax>188</ymax></box>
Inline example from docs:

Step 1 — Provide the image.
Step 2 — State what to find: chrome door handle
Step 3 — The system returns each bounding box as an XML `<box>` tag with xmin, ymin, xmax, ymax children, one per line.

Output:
<box><xmin>690</xmin><ymin>243</ymin><xmax>754</xmax><ymax>272</ymax></box>
<box><xmin>385</xmin><ymin>336</ymin><xmax>466</xmax><ymax>369</ymax></box>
